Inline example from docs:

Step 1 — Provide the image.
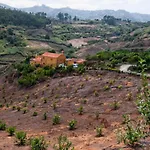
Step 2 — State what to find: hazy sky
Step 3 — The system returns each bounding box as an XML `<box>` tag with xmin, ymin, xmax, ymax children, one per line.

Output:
<box><xmin>0</xmin><ymin>0</ymin><xmax>150</xmax><ymax>14</ymax></box>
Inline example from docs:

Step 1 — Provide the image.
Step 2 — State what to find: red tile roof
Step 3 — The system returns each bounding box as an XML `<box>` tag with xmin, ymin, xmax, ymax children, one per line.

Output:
<box><xmin>66</xmin><ymin>58</ymin><xmax>86</xmax><ymax>64</ymax></box>
<box><xmin>33</xmin><ymin>56</ymin><xmax>42</xmax><ymax>62</ymax></box>
<box><xmin>42</xmin><ymin>52</ymin><xmax>63</xmax><ymax>58</ymax></box>
<box><xmin>76</xmin><ymin>59</ymin><xmax>86</xmax><ymax>64</ymax></box>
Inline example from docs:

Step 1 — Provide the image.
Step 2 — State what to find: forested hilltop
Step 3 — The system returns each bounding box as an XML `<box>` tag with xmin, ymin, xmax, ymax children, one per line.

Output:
<box><xmin>0</xmin><ymin>6</ymin><xmax>51</xmax><ymax>27</ymax></box>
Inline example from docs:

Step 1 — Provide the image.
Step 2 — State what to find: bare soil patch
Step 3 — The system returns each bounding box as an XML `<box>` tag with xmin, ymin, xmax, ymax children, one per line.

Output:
<box><xmin>76</xmin><ymin>44</ymin><xmax>106</xmax><ymax>57</ymax></box>
<box><xmin>0</xmin><ymin>70</ymin><xmax>150</xmax><ymax>149</ymax></box>
<box><xmin>72</xmin><ymin>24</ymin><xmax>98</xmax><ymax>29</ymax></box>
<box><xmin>76</xmin><ymin>42</ymin><xmax>128</xmax><ymax>58</ymax></box>
<box><xmin>27</xmin><ymin>40</ymin><xmax>51</xmax><ymax>49</ymax></box>
<box><xmin>67</xmin><ymin>37</ymin><xmax>99</xmax><ymax>48</ymax></box>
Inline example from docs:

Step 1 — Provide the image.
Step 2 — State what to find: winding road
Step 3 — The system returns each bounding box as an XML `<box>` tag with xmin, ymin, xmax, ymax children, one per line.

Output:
<box><xmin>119</xmin><ymin>64</ymin><xmax>133</xmax><ymax>73</ymax></box>
<box><xmin>119</xmin><ymin>64</ymin><xmax>150</xmax><ymax>77</ymax></box>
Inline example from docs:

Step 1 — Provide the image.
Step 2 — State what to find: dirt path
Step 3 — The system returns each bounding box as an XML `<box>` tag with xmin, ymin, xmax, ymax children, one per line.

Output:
<box><xmin>26</xmin><ymin>41</ymin><xmax>51</xmax><ymax>49</ymax></box>
<box><xmin>119</xmin><ymin>64</ymin><xmax>150</xmax><ymax>78</ymax></box>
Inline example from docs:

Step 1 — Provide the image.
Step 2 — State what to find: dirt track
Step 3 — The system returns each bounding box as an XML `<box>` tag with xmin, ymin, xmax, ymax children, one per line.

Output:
<box><xmin>67</xmin><ymin>37</ymin><xmax>99</xmax><ymax>48</ymax></box>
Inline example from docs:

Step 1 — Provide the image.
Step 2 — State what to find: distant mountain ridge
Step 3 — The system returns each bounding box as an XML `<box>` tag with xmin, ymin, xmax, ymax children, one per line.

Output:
<box><xmin>1</xmin><ymin>3</ymin><xmax>150</xmax><ymax>22</ymax></box>
<box><xmin>0</xmin><ymin>3</ymin><xmax>14</xmax><ymax>9</ymax></box>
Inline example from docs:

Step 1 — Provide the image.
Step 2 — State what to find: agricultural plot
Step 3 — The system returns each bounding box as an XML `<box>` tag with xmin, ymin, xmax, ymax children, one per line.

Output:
<box><xmin>0</xmin><ymin>70</ymin><xmax>150</xmax><ymax>149</ymax></box>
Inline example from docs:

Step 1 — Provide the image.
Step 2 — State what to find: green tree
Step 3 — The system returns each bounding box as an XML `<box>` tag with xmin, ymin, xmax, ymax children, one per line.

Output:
<box><xmin>102</xmin><ymin>15</ymin><xmax>116</xmax><ymax>26</ymax></box>
<box><xmin>57</xmin><ymin>12</ymin><xmax>64</xmax><ymax>22</ymax></box>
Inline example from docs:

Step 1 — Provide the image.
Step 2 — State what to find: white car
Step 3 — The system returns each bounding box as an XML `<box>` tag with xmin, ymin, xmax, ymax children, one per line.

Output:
<box><xmin>73</xmin><ymin>63</ymin><xmax>78</xmax><ymax>68</ymax></box>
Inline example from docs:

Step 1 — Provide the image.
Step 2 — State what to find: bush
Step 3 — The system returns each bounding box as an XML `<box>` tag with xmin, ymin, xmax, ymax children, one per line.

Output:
<box><xmin>44</xmin><ymin>67</ymin><xmax>55</xmax><ymax>77</ymax></box>
<box><xmin>0</xmin><ymin>121</ymin><xmax>6</xmax><ymax>130</ymax></box>
<box><xmin>7</xmin><ymin>126</ymin><xmax>16</xmax><ymax>136</ymax></box>
<box><xmin>96</xmin><ymin>126</ymin><xmax>103</xmax><ymax>137</ymax></box>
<box><xmin>65</xmin><ymin>65</ymin><xmax>74</xmax><ymax>73</ymax></box>
<box><xmin>0</xmin><ymin>103</ymin><xmax>3</xmax><ymax>108</ymax></box>
<box><xmin>16</xmin><ymin>63</ymin><xmax>35</xmax><ymax>75</ymax></box>
<box><xmin>75</xmin><ymin>64</ymin><xmax>85</xmax><ymax>74</ymax></box>
<box><xmin>77</xmin><ymin>106</ymin><xmax>83</xmax><ymax>115</ymax></box>
<box><xmin>18</xmin><ymin>74</ymin><xmax>37</xmax><ymax>87</ymax></box>
<box><xmin>12</xmin><ymin>106</ymin><xmax>16</xmax><ymax>110</ymax></box>
<box><xmin>32</xmin><ymin>103</ymin><xmax>36</xmax><ymax>108</ymax></box>
<box><xmin>30</xmin><ymin>136</ymin><xmax>48</xmax><ymax>150</ymax></box>
<box><xmin>136</xmin><ymin>72</ymin><xmax>150</xmax><ymax>124</ymax></box>
<box><xmin>53</xmin><ymin>135</ymin><xmax>74</xmax><ymax>150</ymax></box>
<box><xmin>103</xmin><ymin>85</ymin><xmax>110</xmax><ymax>91</ymax></box>
<box><xmin>22</xmin><ymin>108</ymin><xmax>28</xmax><ymax>114</ymax></box>
<box><xmin>93</xmin><ymin>90</ymin><xmax>98</xmax><ymax>97</ymax></box>
<box><xmin>17</xmin><ymin>106</ymin><xmax>21</xmax><ymax>111</ymax></box>
<box><xmin>116</xmin><ymin>115</ymin><xmax>146</xmax><ymax>147</ymax></box>
<box><xmin>126</xmin><ymin>93</ymin><xmax>132</xmax><ymax>101</ymax></box>
<box><xmin>17</xmin><ymin>63</ymin><xmax>56</xmax><ymax>87</ymax></box>
<box><xmin>45</xmin><ymin>34</ymin><xmax>50</xmax><ymax>40</ymax></box>
<box><xmin>118</xmin><ymin>85</ymin><xmax>123</xmax><ymax>89</ymax></box>
<box><xmin>15</xmin><ymin>131</ymin><xmax>27</xmax><ymax>145</ymax></box>
<box><xmin>110</xmin><ymin>101</ymin><xmax>120</xmax><ymax>110</ymax></box>
<box><xmin>81</xmin><ymin>99</ymin><xmax>87</xmax><ymax>104</ymax></box>
<box><xmin>69</xmin><ymin>119</ymin><xmax>77</xmax><ymax>130</ymax></box>
<box><xmin>33</xmin><ymin>112</ymin><xmax>38</xmax><ymax>116</ymax></box>
<box><xmin>43</xmin><ymin>98</ymin><xmax>47</xmax><ymax>104</ymax></box>
<box><xmin>43</xmin><ymin>112</ymin><xmax>47</xmax><ymax>120</ymax></box>
<box><xmin>52</xmin><ymin>102</ymin><xmax>57</xmax><ymax>110</ymax></box>
<box><xmin>53</xmin><ymin>114</ymin><xmax>61</xmax><ymax>125</ymax></box>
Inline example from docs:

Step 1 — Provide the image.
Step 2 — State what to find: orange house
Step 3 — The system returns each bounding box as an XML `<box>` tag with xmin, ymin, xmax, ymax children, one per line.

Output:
<box><xmin>41</xmin><ymin>52</ymin><xmax>66</xmax><ymax>67</ymax></box>
<box><xmin>31</xmin><ymin>52</ymin><xmax>66</xmax><ymax>67</ymax></box>
<box><xmin>66</xmin><ymin>58</ymin><xmax>74</xmax><ymax>66</ymax></box>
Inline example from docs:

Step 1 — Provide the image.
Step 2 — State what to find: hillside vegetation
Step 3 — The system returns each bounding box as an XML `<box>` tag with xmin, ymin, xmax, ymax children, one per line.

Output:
<box><xmin>1</xmin><ymin>7</ymin><xmax>150</xmax><ymax>74</ymax></box>
<box><xmin>0</xmin><ymin>6</ymin><xmax>51</xmax><ymax>27</ymax></box>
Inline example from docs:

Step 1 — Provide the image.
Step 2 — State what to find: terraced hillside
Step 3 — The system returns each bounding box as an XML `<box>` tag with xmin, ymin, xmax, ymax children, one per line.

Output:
<box><xmin>1</xmin><ymin>13</ymin><xmax>150</xmax><ymax>74</ymax></box>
